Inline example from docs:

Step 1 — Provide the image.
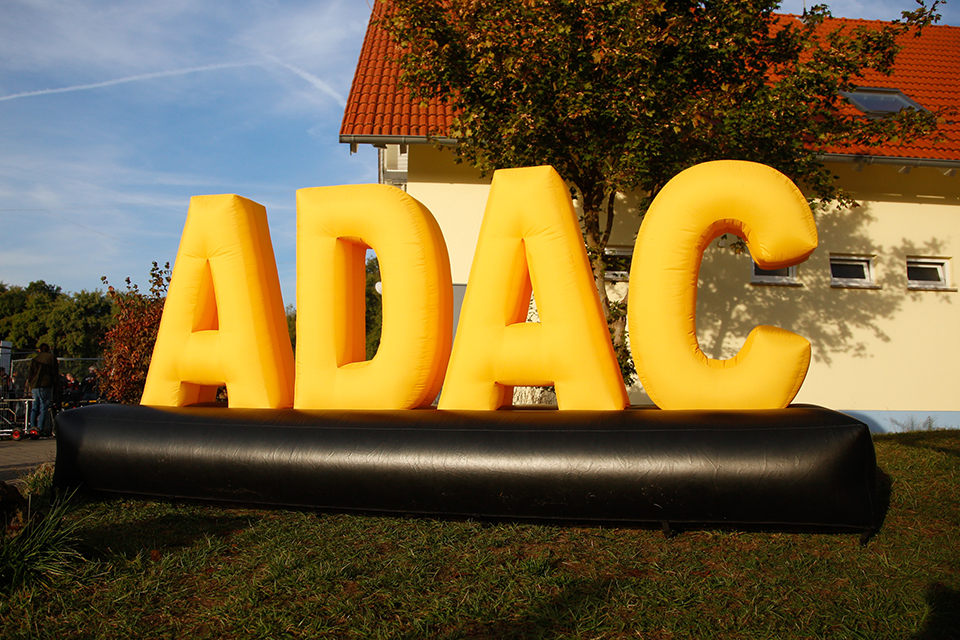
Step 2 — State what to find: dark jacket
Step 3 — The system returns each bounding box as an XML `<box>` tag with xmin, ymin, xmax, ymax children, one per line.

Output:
<box><xmin>26</xmin><ymin>352</ymin><xmax>59</xmax><ymax>390</ymax></box>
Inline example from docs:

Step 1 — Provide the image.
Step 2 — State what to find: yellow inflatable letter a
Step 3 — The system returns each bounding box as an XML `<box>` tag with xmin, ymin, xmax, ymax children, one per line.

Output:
<box><xmin>629</xmin><ymin>161</ymin><xmax>818</xmax><ymax>410</ymax></box>
<box><xmin>295</xmin><ymin>185</ymin><xmax>452</xmax><ymax>409</ymax></box>
<box><xmin>439</xmin><ymin>166</ymin><xmax>628</xmax><ymax>410</ymax></box>
<box><xmin>141</xmin><ymin>195</ymin><xmax>295</xmax><ymax>408</ymax></box>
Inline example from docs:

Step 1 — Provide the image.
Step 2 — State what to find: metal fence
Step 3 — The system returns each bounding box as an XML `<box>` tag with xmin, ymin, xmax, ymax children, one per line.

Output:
<box><xmin>6</xmin><ymin>357</ymin><xmax>102</xmax><ymax>399</ymax></box>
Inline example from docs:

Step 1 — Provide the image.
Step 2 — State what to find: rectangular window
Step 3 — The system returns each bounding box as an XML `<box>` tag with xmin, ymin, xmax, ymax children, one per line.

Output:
<box><xmin>604</xmin><ymin>247</ymin><xmax>633</xmax><ymax>282</ymax></box>
<box><xmin>379</xmin><ymin>144</ymin><xmax>409</xmax><ymax>189</ymax></box>
<box><xmin>830</xmin><ymin>255</ymin><xmax>878</xmax><ymax>288</ymax></box>
<box><xmin>840</xmin><ymin>87</ymin><xmax>926</xmax><ymax>118</ymax></box>
<box><xmin>907</xmin><ymin>257</ymin><xmax>955</xmax><ymax>291</ymax></box>
<box><xmin>751</xmin><ymin>262</ymin><xmax>800</xmax><ymax>286</ymax></box>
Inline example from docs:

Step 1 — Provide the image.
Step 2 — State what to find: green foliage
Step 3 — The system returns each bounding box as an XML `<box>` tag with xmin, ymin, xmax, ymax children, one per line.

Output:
<box><xmin>0</xmin><ymin>281</ymin><xmax>112</xmax><ymax>357</ymax></box>
<box><xmin>386</xmin><ymin>0</ymin><xmax>942</xmax><ymax>208</ymax></box>
<box><xmin>99</xmin><ymin>263</ymin><xmax>170</xmax><ymax>404</ymax></box>
<box><xmin>607</xmin><ymin>298</ymin><xmax>636</xmax><ymax>384</ymax></box>
<box><xmin>285</xmin><ymin>304</ymin><xmax>297</xmax><ymax>351</ymax></box>
<box><xmin>382</xmin><ymin>0</ymin><xmax>945</xmax><ymax>385</ymax></box>
<box><xmin>365</xmin><ymin>254</ymin><xmax>383</xmax><ymax>360</ymax></box>
<box><xmin>0</xmin><ymin>282</ymin><xmax>58</xmax><ymax>349</ymax></box>
<box><xmin>45</xmin><ymin>291</ymin><xmax>114</xmax><ymax>358</ymax></box>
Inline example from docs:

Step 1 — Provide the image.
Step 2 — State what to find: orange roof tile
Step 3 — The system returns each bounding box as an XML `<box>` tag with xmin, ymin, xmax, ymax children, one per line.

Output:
<box><xmin>341</xmin><ymin>2</ymin><xmax>960</xmax><ymax>163</ymax></box>
<box><xmin>812</xmin><ymin>16</ymin><xmax>960</xmax><ymax>162</ymax></box>
<box><xmin>339</xmin><ymin>0</ymin><xmax>456</xmax><ymax>143</ymax></box>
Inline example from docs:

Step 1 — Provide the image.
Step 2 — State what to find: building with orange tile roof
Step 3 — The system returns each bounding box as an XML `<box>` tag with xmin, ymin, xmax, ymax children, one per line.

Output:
<box><xmin>340</xmin><ymin>2</ymin><xmax>960</xmax><ymax>432</ymax></box>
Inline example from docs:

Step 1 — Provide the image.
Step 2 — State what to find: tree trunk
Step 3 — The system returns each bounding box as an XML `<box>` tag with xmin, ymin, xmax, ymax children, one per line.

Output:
<box><xmin>579</xmin><ymin>190</ymin><xmax>635</xmax><ymax>385</ymax></box>
<box><xmin>578</xmin><ymin>186</ymin><xmax>612</xmax><ymax>318</ymax></box>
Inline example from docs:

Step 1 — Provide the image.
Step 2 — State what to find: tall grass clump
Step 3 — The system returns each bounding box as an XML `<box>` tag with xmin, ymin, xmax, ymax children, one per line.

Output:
<box><xmin>0</xmin><ymin>465</ymin><xmax>83</xmax><ymax>592</ymax></box>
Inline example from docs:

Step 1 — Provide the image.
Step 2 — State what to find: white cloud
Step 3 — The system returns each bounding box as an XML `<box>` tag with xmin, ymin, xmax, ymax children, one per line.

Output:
<box><xmin>232</xmin><ymin>1</ymin><xmax>371</xmax><ymax>63</ymax></box>
<box><xmin>233</xmin><ymin>1</ymin><xmax>371</xmax><ymax>113</ymax></box>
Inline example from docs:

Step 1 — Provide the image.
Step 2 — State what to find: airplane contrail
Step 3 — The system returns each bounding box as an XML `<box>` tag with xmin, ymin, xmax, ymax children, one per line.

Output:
<box><xmin>0</xmin><ymin>62</ymin><xmax>256</xmax><ymax>103</ymax></box>
<box><xmin>266</xmin><ymin>55</ymin><xmax>346</xmax><ymax>106</ymax></box>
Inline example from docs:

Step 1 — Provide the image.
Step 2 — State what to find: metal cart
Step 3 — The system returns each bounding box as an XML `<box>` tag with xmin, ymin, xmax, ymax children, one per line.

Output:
<box><xmin>0</xmin><ymin>396</ymin><xmax>32</xmax><ymax>440</ymax></box>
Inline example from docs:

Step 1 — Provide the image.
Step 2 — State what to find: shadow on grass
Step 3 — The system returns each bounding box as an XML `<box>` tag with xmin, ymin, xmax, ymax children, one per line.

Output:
<box><xmin>873</xmin><ymin>467</ymin><xmax>893</xmax><ymax>534</ymax></box>
<box><xmin>914</xmin><ymin>583</ymin><xmax>960</xmax><ymax>640</ymax></box>
<box><xmin>75</xmin><ymin>511</ymin><xmax>259</xmax><ymax>560</ymax></box>
<box><xmin>877</xmin><ymin>430</ymin><xmax>960</xmax><ymax>461</ymax></box>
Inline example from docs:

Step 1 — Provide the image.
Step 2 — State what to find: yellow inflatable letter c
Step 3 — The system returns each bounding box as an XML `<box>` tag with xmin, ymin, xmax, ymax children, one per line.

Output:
<box><xmin>628</xmin><ymin>161</ymin><xmax>818</xmax><ymax>410</ymax></box>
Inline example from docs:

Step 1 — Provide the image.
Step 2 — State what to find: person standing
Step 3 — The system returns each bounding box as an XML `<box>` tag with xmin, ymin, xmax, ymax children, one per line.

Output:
<box><xmin>26</xmin><ymin>343</ymin><xmax>59</xmax><ymax>437</ymax></box>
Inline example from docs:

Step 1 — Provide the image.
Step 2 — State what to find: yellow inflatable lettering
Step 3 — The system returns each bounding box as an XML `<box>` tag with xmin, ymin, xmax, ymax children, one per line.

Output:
<box><xmin>628</xmin><ymin>161</ymin><xmax>818</xmax><ymax>410</ymax></box>
<box><xmin>438</xmin><ymin>166</ymin><xmax>629</xmax><ymax>410</ymax></box>
<box><xmin>141</xmin><ymin>195</ymin><xmax>295</xmax><ymax>408</ymax></box>
<box><xmin>295</xmin><ymin>185</ymin><xmax>453</xmax><ymax>409</ymax></box>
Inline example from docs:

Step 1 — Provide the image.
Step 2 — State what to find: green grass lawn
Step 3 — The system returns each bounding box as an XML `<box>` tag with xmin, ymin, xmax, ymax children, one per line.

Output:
<box><xmin>1</xmin><ymin>430</ymin><xmax>958</xmax><ymax>639</ymax></box>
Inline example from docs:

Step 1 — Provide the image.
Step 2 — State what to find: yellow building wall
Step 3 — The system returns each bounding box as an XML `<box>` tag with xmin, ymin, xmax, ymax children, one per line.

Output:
<box><xmin>405</xmin><ymin>146</ymin><xmax>644</xmax><ymax>282</ymax></box>
<box><xmin>697</xmin><ymin>162</ymin><xmax>960</xmax><ymax>415</ymax></box>
<box><xmin>406</xmin><ymin>146</ymin><xmax>491</xmax><ymax>285</ymax></box>
<box><xmin>401</xmin><ymin>146</ymin><xmax>960</xmax><ymax>423</ymax></box>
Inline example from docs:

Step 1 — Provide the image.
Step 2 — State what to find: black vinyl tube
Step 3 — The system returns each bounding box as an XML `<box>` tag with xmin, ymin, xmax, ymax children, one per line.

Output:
<box><xmin>53</xmin><ymin>404</ymin><xmax>878</xmax><ymax>532</ymax></box>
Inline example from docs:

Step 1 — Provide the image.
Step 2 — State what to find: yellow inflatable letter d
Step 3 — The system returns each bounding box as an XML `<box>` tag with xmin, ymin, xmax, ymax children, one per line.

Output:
<box><xmin>141</xmin><ymin>195</ymin><xmax>295</xmax><ymax>408</ymax></box>
<box><xmin>295</xmin><ymin>184</ymin><xmax>453</xmax><ymax>409</ymax></box>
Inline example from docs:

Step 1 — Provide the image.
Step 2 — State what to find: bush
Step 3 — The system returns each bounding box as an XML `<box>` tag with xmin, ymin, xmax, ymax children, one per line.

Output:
<box><xmin>99</xmin><ymin>262</ymin><xmax>170</xmax><ymax>404</ymax></box>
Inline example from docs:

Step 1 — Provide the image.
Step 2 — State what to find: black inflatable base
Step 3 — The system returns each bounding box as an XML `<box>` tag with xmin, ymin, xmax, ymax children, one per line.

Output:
<box><xmin>53</xmin><ymin>404</ymin><xmax>878</xmax><ymax>533</ymax></box>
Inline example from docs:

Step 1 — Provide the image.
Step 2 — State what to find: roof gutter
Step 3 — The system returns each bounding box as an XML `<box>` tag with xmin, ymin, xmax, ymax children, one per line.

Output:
<box><xmin>817</xmin><ymin>152</ymin><xmax>960</xmax><ymax>173</ymax></box>
<box><xmin>336</xmin><ymin>140</ymin><xmax>960</xmax><ymax>174</ymax></box>
<box><xmin>339</xmin><ymin>134</ymin><xmax>458</xmax><ymax>153</ymax></box>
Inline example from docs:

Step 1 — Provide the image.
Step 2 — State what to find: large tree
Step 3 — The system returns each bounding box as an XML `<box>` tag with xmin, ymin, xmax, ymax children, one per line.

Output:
<box><xmin>0</xmin><ymin>281</ymin><xmax>112</xmax><ymax>357</ymax></box>
<box><xmin>381</xmin><ymin>0</ymin><xmax>944</xmax><ymax>383</ymax></box>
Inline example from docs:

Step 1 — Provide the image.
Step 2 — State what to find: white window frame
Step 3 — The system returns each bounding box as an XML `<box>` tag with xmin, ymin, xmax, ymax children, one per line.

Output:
<box><xmin>830</xmin><ymin>255</ymin><xmax>879</xmax><ymax>289</ymax></box>
<box><xmin>603</xmin><ymin>246</ymin><xmax>633</xmax><ymax>282</ymax></box>
<box><xmin>378</xmin><ymin>144</ymin><xmax>409</xmax><ymax>189</ymax></box>
<box><xmin>907</xmin><ymin>257</ymin><xmax>956</xmax><ymax>291</ymax></box>
<box><xmin>750</xmin><ymin>262</ymin><xmax>800</xmax><ymax>286</ymax></box>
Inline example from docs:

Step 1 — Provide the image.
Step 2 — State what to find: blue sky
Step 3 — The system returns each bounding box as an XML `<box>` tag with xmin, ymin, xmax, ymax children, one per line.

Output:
<box><xmin>1</xmin><ymin>0</ymin><xmax>956</xmax><ymax>308</ymax></box>
<box><xmin>1</xmin><ymin>0</ymin><xmax>377</xmax><ymax>306</ymax></box>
